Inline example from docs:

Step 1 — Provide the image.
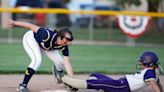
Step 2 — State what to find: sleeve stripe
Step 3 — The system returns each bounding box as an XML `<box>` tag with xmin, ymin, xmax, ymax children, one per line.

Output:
<box><xmin>42</xmin><ymin>29</ymin><xmax>50</xmax><ymax>42</ymax></box>
<box><xmin>50</xmin><ymin>33</ymin><xmax>56</xmax><ymax>48</ymax></box>
<box><xmin>145</xmin><ymin>78</ymin><xmax>156</xmax><ymax>82</ymax></box>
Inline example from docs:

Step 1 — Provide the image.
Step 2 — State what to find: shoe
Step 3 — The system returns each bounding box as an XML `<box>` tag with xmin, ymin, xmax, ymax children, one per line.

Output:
<box><xmin>64</xmin><ymin>83</ymin><xmax>79</xmax><ymax>92</ymax></box>
<box><xmin>16</xmin><ymin>84</ymin><xmax>30</xmax><ymax>92</ymax></box>
<box><xmin>52</xmin><ymin>65</ymin><xmax>64</xmax><ymax>84</ymax></box>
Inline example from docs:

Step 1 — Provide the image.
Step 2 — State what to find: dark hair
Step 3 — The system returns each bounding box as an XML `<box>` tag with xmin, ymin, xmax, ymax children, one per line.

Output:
<box><xmin>57</xmin><ymin>27</ymin><xmax>73</xmax><ymax>41</ymax></box>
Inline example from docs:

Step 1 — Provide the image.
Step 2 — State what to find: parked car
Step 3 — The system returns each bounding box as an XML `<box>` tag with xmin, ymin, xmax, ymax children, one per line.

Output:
<box><xmin>67</xmin><ymin>0</ymin><xmax>121</xmax><ymax>28</ymax></box>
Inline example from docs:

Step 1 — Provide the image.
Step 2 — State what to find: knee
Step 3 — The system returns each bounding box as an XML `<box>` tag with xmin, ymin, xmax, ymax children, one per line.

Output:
<box><xmin>53</xmin><ymin>58</ymin><xmax>64</xmax><ymax>66</ymax></box>
<box><xmin>30</xmin><ymin>58</ymin><xmax>42</xmax><ymax>70</ymax></box>
<box><xmin>89</xmin><ymin>72</ymin><xmax>98</xmax><ymax>77</ymax></box>
<box><xmin>32</xmin><ymin>57</ymin><xmax>41</xmax><ymax>63</ymax></box>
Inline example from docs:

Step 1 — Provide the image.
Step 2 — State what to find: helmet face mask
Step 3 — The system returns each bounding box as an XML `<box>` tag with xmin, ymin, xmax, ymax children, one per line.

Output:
<box><xmin>136</xmin><ymin>62</ymin><xmax>144</xmax><ymax>70</ymax></box>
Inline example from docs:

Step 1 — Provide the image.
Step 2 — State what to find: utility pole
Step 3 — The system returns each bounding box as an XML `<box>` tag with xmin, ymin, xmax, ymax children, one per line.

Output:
<box><xmin>1</xmin><ymin>0</ymin><xmax>11</xmax><ymax>29</ymax></box>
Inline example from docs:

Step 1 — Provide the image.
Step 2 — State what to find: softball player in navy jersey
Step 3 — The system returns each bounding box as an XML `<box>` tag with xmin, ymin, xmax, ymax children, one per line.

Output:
<box><xmin>7</xmin><ymin>19</ymin><xmax>74</xmax><ymax>92</ymax></box>
<box><xmin>62</xmin><ymin>51</ymin><xmax>163</xmax><ymax>92</ymax></box>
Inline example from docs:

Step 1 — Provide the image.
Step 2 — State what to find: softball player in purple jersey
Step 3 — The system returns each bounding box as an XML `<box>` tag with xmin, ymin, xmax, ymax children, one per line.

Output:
<box><xmin>7</xmin><ymin>19</ymin><xmax>74</xmax><ymax>92</ymax></box>
<box><xmin>62</xmin><ymin>51</ymin><xmax>163</xmax><ymax>92</ymax></box>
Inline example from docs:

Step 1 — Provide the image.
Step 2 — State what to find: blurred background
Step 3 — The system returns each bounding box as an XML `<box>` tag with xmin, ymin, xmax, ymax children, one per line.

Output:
<box><xmin>0</xmin><ymin>0</ymin><xmax>164</xmax><ymax>74</ymax></box>
<box><xmin>0</xmin><ymin>0</ymin><xmax>164</xmax><ymax>45</ymax></box>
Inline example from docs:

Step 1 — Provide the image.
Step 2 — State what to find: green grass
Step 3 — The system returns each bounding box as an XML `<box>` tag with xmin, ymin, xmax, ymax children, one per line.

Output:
<box><xmin>0</xmin><ymin>43</ymin><xmax>164</xmax><ymax>74</ymax></box>
<box><xmin>1</xmin><ymin>27</ymin><xmax>164</xmax><ymax>44</ymax></box>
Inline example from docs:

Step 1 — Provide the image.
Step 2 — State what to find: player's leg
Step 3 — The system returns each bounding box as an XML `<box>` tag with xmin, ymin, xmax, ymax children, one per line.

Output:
<box><xmin>62</xmin><ymin>75</ymin><xmax>130</xmax><ymax>92</ymax></box>
<box><xmin>17</xmin><ymin>31</ymin><xmax>42</xmax><ymax>92</ymax></box>
<box><xmin>52</xmin><ymin>65</ymin><xmax>64</xmax><ymax>84</ymax></box>
<box><xmin>44</xmin><ymin>50</ymin><xmax>64</xmax><ymax>83</ymax></box>
<box><xmin>87</xmin><ymin>77</ymin><xmax>130</xmax><ymax>92</ymax></box>
<box><xmin>89</xmin><ymin>73</ymin><xmax>109</xmax><ymax>79</ymax></box>
<box><xmin>62</xmin><ymin>75</ymin><xmax>87</xmax><ymax>89</ymax></box>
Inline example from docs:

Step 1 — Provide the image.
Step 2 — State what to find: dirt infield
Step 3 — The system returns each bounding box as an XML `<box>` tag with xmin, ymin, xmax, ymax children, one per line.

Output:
<box><xmin>0</xmin><ymin>74</ymin><xmax>163</xmax><ymax>92</ymax></box>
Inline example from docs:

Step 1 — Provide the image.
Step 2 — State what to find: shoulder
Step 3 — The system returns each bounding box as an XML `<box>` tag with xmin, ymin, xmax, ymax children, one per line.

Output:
<box><xmin>145</xmin><ymin>69</ymin><xmax>155</xmax><ymax>74</ymax></box>
<box><xmin>36</xmin><ymin>27</ymin><xmax>55</xmax><ymax>33</ymax></box>
<box><xmin>39</xmin><ymin>27</ymin><xmax>52</xmax><ymax>31</ymax></box>
<box><xmin>144</xmin><ymin>68</ymin><xmax>156</xmax><ymax>81</ymax></box>
<box><xmin>144</xmin><ymin>68</ymin><xmax>155</xmax><ymax>77</ymax></box>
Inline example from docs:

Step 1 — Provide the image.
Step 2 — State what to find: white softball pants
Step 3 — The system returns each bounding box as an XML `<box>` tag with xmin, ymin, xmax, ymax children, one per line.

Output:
<box><xmin>23</xmin><ymin>31</ymin><xmax>64</xmax><ymax>71</ymax></box>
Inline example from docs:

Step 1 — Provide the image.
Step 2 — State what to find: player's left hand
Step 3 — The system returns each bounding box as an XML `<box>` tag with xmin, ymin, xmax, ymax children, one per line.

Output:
<box><xmin>6</xmin><ymin>19</ymin><xmax>15</xmax><ymax>28</ymax></box>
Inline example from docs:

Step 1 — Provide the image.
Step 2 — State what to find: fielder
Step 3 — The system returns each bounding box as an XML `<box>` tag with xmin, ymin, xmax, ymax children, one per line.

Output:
<box><xmin>7</xmin><ymin>19</ymin><xmax>74</xmax><ymax>92</ymax></box>
<box><xmin>62</xmin><ymin>51</ymin><xmax>163</xmax><ymax>92</ymax></box>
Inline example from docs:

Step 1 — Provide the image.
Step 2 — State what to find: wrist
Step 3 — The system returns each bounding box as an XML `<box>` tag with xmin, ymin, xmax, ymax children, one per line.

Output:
<box><xmin>12</xmin><ymin>21</ymin><xmax>15</xmax><ymax>25</ymax></box>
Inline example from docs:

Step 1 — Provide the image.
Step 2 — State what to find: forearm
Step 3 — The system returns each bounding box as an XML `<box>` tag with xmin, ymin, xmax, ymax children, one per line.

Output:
<box><xmin>153</xmin><ymin>86</ymin><xmax>161</xmax><ymax>92</ymax></box>
<box><xmin>11</xmin><ymin>20</ymin><xmax>39</xmax><ymax>32</ymax></box>
<box><xmin>150</xmin><ymin>80</ymin><xmax>161</xmax><ymax>92</ymax></box>
<box><xmin>158</xmin><ymin>83</ymin><xmax>163</xmax><ymax>92</ymax></box>
<box><xmin>64</xmin><ymin>57</ymin><xmax>74</xmax><ymax>77</ymax></box>
<box><xmin>65</xmin><ymin>61</ymin><xmax>74</xmax><ymax>77</ymax></box>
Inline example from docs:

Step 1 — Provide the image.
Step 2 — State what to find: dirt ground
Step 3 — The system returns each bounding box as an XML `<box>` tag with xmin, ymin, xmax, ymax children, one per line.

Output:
<box><xmin>0</xmin><ymin>74</ymin><xmax>163</xmax><ymax>92</ymax></box>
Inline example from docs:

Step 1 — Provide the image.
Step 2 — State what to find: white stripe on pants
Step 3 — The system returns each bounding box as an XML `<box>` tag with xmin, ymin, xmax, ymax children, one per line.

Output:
<box><xmin>23</xmin><ymin>31</ymin><xmax>64</xmax><ymax>71</ymax></box>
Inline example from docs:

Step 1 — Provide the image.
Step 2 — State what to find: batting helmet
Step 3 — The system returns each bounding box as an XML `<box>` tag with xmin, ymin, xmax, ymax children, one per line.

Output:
<box><xmin>138</xmin><ymin>51</ymin><xmax>159</xmax><ymax>67</ymax></box>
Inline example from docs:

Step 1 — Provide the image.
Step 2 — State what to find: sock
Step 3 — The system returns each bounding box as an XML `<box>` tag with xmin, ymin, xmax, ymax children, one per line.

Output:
<box><xmin>62</xmin><ymin>75</ymin><xmax>87</xmax><ymax>89</ymax></box>
<box><xmin>22</xmin><ymin>67</ymin><xmax>35</xmax><ymax>85</ymax></box>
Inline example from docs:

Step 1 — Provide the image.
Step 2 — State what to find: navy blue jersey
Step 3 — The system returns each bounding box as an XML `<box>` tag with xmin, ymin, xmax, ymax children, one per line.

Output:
<box><xmin>34</xmin><ymin>27</ymin><xmax>69</xmax><ymax>56</ymax></box>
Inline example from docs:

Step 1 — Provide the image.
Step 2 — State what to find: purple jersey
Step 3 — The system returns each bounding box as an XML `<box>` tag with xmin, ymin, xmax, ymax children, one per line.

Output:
<box><xmin>126</xmin><ymin>68</ymin><xmax>159</xmax><ymax>91</ymax></box>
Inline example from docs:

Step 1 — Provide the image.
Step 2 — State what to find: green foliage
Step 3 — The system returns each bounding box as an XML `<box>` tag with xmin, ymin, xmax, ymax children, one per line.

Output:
<box><xmin>117</xmin><ymin>0</ymin><xmax>162</xmax><ymax>12</ymax></box>
<box><xmin>0</xmin><ymin>27</ymin><xmax>164</xmax><ymax>44</ymax></box>
<box><xmin>148</xmin><ymin>0</ymin><xmax>161</xmax><ymax>3</ymax></box>
<box><xmin>0</xmin><ymin>43</ymin><xmax>164</xmax><ymax>74</ymax></box>
<box><xmin>117</xmin><ymin>0</ymin><xmax>141</xmax><ymax>8</ymax></box>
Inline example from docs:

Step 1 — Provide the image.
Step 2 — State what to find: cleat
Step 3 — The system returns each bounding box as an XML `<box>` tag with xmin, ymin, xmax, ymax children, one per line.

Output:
<box><xmin>64</xmin><ymin>83</ymin><xmax>79</xmax><ymax>92</ymax></box>
<box><xmin>52</xmin><ymin>65</ymin><xmax>64</xmax><ymax>84</ymax></box>
<box><xmin>16</xmin><ymin>84</ymin><xmax>30</xmax><ymax>92</ymax></box>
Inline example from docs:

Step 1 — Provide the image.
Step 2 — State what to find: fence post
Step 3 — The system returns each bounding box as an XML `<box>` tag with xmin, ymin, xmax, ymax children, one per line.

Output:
<box><xmin>1</xmin><ymin>0</ymin><xmax>11</xmax><ymax>29</ymax></box>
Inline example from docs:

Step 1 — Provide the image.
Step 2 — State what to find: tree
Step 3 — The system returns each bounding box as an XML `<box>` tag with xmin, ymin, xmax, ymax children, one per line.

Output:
<box><xmin>117</xmin><ymin>0</ymin><xmax>162</xmax><ymax>12</ymax></box>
